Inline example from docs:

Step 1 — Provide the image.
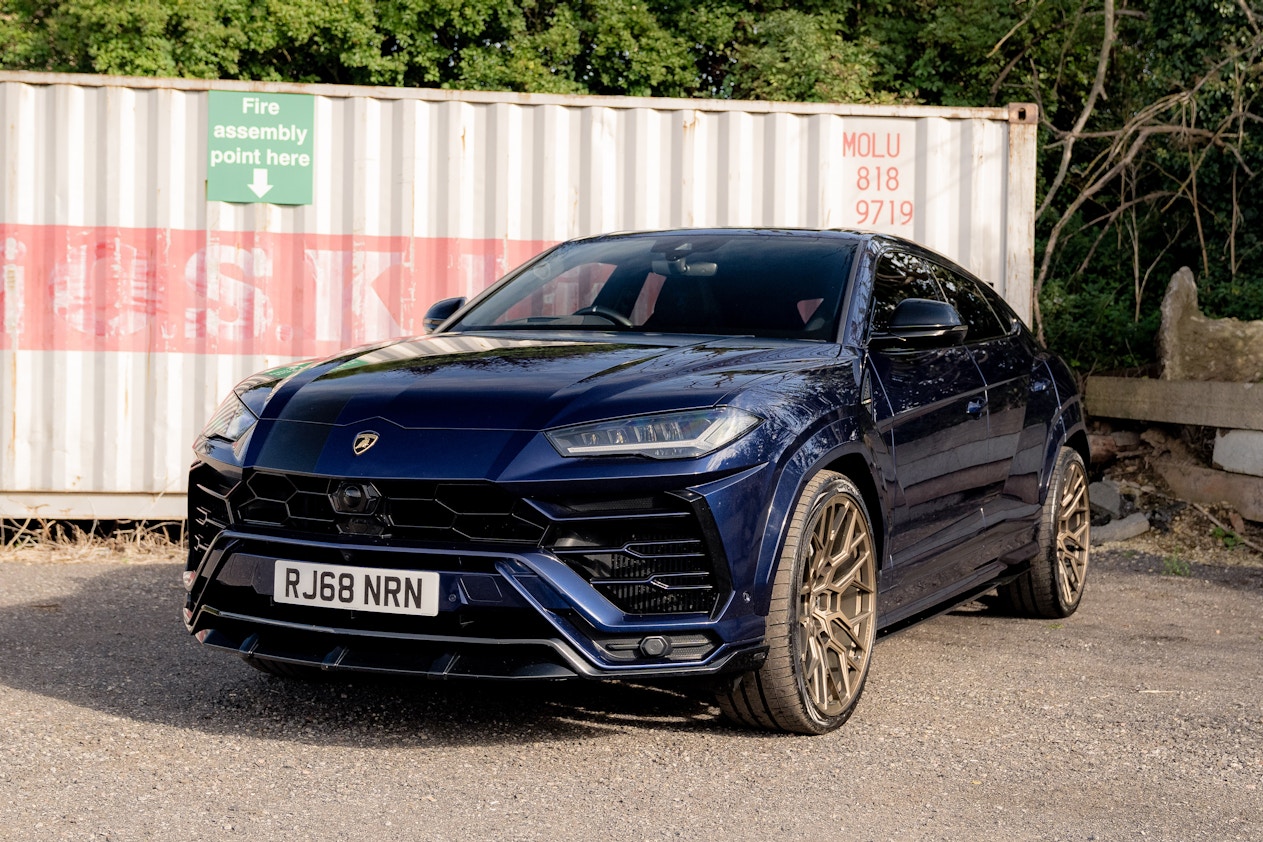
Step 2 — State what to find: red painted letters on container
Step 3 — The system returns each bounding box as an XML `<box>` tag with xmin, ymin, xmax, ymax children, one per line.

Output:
<box><xmin>0</xmin><ymin>225</ymin><xmax>552</xmax><ymax>355</ymax></box>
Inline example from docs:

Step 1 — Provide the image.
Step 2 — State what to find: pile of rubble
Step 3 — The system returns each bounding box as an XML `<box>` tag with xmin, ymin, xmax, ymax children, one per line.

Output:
<box><xmin>1087</xmin><ymin>427</ymin><xmax>1258</xmax><ymax>548</ymax></box>
<box><xmin>1087</xmin><ymin>428</ymin><xmax>1153</xmax><ymax>544</ymax></box>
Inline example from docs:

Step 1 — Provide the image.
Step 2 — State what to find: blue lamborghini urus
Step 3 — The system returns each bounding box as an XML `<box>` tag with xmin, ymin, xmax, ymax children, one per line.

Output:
<box><xmin>185</xmin><ymin>229</ymin><xmax>1090</xmax><ymax>734</ymax></box>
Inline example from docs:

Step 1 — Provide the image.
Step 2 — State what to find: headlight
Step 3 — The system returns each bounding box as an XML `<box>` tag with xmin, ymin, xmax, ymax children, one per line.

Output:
<box><xmin>202</xmin><ymin>392</ymin><xmax>258</xmax><ymax>443</ymax></box>
<box><xmin>546</xmin><ymin>407</ymin><xmax>762</xmax><ymax>460</ymax></box>
<box><xmin>199</xmin><ymin>361</ymin><xmax>313</xmax><ymax>444</ymax></box>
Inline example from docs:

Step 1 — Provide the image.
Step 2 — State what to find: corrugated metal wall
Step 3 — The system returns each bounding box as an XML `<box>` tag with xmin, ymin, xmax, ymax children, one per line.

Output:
<box><xmin>0</xmin><ymin>72</ymin><xmax>1037</xmax><ymax>517</ymax></box>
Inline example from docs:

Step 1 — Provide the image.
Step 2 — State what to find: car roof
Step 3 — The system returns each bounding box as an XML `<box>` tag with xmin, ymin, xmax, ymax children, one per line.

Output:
<box><xmin>566</xmin><ymin>228</ymin><xmax>956</xmax><ymax>263</ymax></box>
<box><xmin>570</xmin><ymin>227</ymin><xmax>876</xmax><ymax>245</ymax></box>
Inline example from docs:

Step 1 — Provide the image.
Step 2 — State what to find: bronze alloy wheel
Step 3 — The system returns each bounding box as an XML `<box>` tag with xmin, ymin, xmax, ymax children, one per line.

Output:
<box><xmin>796</xmin><ymin>487</ymin><xmax>878</xmax><ymax>717</ymax></box>
<box><xmin>1054</xmin><ymin>455</ymin><xmax>1091</xmax><ymax>607</ymax></box>
<box><xmin>716</xmin><ymin>471</ymin><xmax>878</xmax><ymax>734</ymax></box>
<box><xmin>1000</xmin><ymin>446</ymin><xmax>1092</xmax><ymax>619</ymax></box>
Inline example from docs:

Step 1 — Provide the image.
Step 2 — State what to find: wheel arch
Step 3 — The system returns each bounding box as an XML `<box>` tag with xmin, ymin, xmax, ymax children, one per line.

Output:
<box><xmin>752</xmin><ymin>432</ymin><xmax>892</xmax><ymax>615</ymax></box>
<box><xmin>1065</xmin><ymin>427</ymin><xmax>1090</xmax><ymax>471</ymax></box>
<box><xmin>821</xmin><ymin>451</ymin><xmax>886</xmax><ymax>569</ymax></box>
<box><xmin>1039</xmin><ymin>394</ymin><xmax>1089</xmax><ymax>504</ymax></box>
<box><xmin>717</xmin><ymin>448</ymin><xmax>883</xmax><ymax>734</ymax></box>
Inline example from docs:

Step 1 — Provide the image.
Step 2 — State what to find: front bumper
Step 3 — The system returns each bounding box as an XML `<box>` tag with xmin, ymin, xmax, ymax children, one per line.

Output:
<box><xmin>185</xmin><ymin>505</ymin><xmax>771</xmax><ymax>680</ymax></box>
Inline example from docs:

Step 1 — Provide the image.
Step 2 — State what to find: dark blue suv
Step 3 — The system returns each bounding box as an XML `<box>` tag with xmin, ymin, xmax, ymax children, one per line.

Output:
<box><xmin>186</xmin><ymin>229</ymin><xmax>1090</xmax><ymax>734</ymax></box>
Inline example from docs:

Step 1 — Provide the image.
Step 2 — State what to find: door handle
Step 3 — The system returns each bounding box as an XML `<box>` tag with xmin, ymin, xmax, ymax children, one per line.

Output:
<box><xmin>1031</xmin><ymin>378</ymin><xmax>1052</xmax><ymax>393</ymax></box>
<box><xmin>966</xmin><ymin>397</ymin><xmax>987</xmax><ymax>417</ymax></box>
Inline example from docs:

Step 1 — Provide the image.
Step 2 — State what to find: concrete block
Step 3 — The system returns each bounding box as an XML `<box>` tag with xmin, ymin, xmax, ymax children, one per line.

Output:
<box><xmin>1092</xmin><ymin>512</ymin><xmax>1151</xmax><ymax>544</ymax></box>
<box><xmin>1159</xmin><ymin>267</ymin><xmax>1263</xmax><ymax>382</ymax></box>
<box><xmin>1154</xmin><ymin>458</ymin><xmax>1263</xmax><ymax>522</ymax></box>
<box><xmin>1089</xmin><ymin>479</ymin><xmax>1123</xmax><ymax>519</ymax></box>
<box><xmin>1213</xmin><ymin>430</ymin><xmax>1263</xmax><ymax>478</ymax></box>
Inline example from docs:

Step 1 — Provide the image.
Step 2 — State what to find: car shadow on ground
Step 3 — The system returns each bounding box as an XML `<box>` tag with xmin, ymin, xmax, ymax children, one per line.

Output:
<box><xmin>0</xmin><ymin>561</ymin><xmax>753</xmax><ymax>747</ymax></box>
<box><xmin>942</xmin><ymin>547</ymin><xmax>1263</xmax><ymax>621</ymax></box>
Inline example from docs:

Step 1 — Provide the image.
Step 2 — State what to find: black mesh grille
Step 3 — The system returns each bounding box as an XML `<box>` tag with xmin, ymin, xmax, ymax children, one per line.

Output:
<box><xmin>229</xmin><ymin>471</ymin><xmax>549</xmax><ymax>544</ymax></box>
<box><xmin>188</xmin><ymin>463</ymin><xmax>236</xmax><ymax>561</ymax></box>
<box><xmin>596</xmin><ymin>582</ymin><xmax>718</xmax><ymax>614</ymax></box>
<box><xmin>203</xmin><ymin>471</ymin><xmax>726</xmax><ymax>616</ymax></box>
<box><xmin>543</xmin><ymin>496</ymin><xmax>722</xmax><ymax>616</ymax></box>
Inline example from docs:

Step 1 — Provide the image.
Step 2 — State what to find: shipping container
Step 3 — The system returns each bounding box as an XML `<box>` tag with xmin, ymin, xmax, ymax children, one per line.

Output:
<box><xmin>0</xmin><ymin>71</ymin><xmax>1038</xmax><ymax>518</ymax></box>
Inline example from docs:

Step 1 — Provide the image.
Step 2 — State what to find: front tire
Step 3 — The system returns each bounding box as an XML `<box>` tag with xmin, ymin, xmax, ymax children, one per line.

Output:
<box><xmin>717</xmin><ymin>471</ymin><xmax>878</xmax><ymax>735</ymax></box>
<box><xmin>1000</xmin><ymin>446</ymin><xmax>1091</xmax><ymax>618</ymax></box>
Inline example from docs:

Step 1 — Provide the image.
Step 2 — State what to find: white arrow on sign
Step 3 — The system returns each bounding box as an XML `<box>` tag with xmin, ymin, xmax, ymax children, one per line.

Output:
<box><xmin>248</xmin><ymin>168</ymin><xmax>273</xmax><ymax>199</ymax></box>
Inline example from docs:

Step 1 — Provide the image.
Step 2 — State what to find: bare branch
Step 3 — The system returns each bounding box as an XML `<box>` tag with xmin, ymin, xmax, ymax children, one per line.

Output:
<box><xmin>1191</xmin><ymin>503</ymin><xmax>1263</xmax><ymax>555</ymax></box>
<box><xmin>1182</xmin><ymin>100</ymin><xmax>1211</xmax><ymax>276</ymax></box>
<box><xmin>1237</xmin><ymin>0</ymin><xmax>1261</xmax><ymax>35</ymax></box>
<box><xmin>1157</xmin><ymin>101</ymin><xmax>1258</xmax><ymax>213</ymax></box>
<box><xmin>1127</xmin><ymin>174</ymin><xmax>1140</xmax><ymax>321</ymax></box>
<box><xmin>1231</xmin><ymin>167</ymin><xmax>1240</xmax><ymax>276</ymax></box>
<box><xmin>1034</xmin><ymin>124</ymin><xmax>1166</xmax><ymax>342</ymax></box>
<box><xmin>1037</xmin><ymin>0</ymin><xmax>1116</xmax><ymax>221</ymax></box>
<box><xmin>1023</xmin><ymin>8</ymin><xmax>1263</xmax><ymax>340</ymax></box>
<box><xmin>1078</xmin><ymin>190</ymin><xmax>1177</xmax><ymax>233</ymax></box>
<box><xmin>1043</xmin><ymin>124</ymin><xmax>1219</xmax><ymax>145</ymax></box>
<box><xmin>988</xmin><ymin>48</ymin><xmax>1028</xmax><ymax>105</ymax></box>
<box><xmin>1069</xmin><ymin>189</ymin><xmax>1176</xmax><ymax>285</ymax></box>
<box><xmin>1138</xmin><ymin>229</ymin><xmax>1183</xmax><ymax>321</ymax></box>
<box><xmin>988</xmin><ymin>0</ymin><xmax>1047</xmax><ymax>58</ymax></box>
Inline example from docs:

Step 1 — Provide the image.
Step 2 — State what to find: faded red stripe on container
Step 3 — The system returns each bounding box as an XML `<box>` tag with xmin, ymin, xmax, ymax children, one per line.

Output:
<box><xmin>0</xmin><ymin>225</ymin><xmax>553</xmax><ymax>356</ymax></box>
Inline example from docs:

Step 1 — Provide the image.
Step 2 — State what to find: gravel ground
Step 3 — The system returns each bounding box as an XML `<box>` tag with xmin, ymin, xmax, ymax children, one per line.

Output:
<box><xmin>0</xmin><ymin>547</ymin><xmax>1260</xmax><ymax>842</ymax></box>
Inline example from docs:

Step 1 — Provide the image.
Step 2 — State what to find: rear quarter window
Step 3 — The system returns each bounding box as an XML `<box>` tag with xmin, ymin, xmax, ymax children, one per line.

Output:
<box><xmin>928</xmin><ymin>263</ymin><xmax>1008</xmax><ymax>343</ymax></box>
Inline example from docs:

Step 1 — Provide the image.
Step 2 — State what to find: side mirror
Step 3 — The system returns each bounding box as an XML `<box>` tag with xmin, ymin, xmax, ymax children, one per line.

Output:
<box><xmin>423</xmin><ymin>297</ymin><xmax>466</xmax><ymax>333</ymax></box>
<box><xmin>870</xmin><ymin>298</ymin><xmax>969</xmax><ymax>350</ymax></box>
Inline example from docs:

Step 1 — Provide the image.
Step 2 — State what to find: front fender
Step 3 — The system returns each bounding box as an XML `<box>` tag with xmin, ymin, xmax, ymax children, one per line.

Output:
<box><xmin>746</xmin><ymin>414</ymin><xmax>893</xmax><ymax>616</ymax></box>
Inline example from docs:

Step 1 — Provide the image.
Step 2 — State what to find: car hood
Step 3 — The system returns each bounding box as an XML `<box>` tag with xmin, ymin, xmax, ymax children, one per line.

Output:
<box><xmin>248</xmin><ymin>332</ymin><xmax>841</xmax><ymax>478</ymax></box>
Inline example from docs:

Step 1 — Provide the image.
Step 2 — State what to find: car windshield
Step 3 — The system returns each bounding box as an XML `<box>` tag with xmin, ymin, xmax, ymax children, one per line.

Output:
<box><xmin>449</xmin><ymin>233</ymin><xmax>856</xmax><ymax>341</ymax></box>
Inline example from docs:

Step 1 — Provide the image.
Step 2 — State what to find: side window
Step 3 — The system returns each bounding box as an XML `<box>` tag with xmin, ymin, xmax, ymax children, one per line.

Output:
<box><xmin>929</xmin><ymin>263</ymin><xmax>1007</xmax><ymax>343</ymax></box>
<box><xmin>870</xmin><ymin>252</ymin><xmax>945</xmax><ymax>332</ymax></box>
<box><xmin>970</xmin><ymin>276</ymin><xmax>1022</xmax><ymax>332</ymax></box>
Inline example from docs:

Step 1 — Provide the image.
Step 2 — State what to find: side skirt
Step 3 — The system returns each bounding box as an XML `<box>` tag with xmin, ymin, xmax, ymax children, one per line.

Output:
<box><xmin>876</xmin><ymin>556</ymin><xmax>1032</xmax><ymax>640</ymax></box>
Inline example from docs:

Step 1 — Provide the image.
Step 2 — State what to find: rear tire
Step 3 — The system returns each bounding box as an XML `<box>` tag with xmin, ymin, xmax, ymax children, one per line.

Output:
<box><xmin>716</xmin><ymin>471</ymin><xmax>878</xmax><ymax>735</ymax></box>
<box><xmin>999</xmin><ymin>446</ymin><xmax>1091</xmax><ymax>618</ymax></box>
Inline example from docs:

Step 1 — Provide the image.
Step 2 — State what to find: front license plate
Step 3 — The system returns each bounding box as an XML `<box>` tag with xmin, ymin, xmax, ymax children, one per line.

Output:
<box><xmin>273</xmin><ymin>561</ymin><xmax>440</xmax><ymax>616</ymax></box>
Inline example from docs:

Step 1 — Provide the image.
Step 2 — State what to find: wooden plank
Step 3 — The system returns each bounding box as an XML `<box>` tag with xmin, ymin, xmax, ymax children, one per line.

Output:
<box><xmin>1085</xmin><ymin>377</ymin><xmax>1263</xmax><ymax>431</ymax></box>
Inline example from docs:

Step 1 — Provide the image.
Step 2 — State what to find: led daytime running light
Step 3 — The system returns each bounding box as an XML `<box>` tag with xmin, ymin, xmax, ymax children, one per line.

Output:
<box><xmin>547</xmin><ymin>407</ymin><xmax>761</xmax><ymax>460</ymax></box>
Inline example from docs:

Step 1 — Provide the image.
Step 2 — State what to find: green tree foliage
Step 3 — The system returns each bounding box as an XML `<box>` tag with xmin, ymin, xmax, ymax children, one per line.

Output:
<box><xmin>0</xmin><ymin>0</ymin><xmax>390</xmax><ymax>81</ymax></box>
<box><xmin>726</xmin><ymin>9</ymin><xmax>894</xmax><ymax>103</ymax></box>
<box><xmin>0</xmin><ymin>0</ymin><xmax>906</xmax><ymax>97</ymax></box>
<box><xmin>2</xmin><ymin>0</ymin><xmax>1259</xmax><ymax>371</ymax></box>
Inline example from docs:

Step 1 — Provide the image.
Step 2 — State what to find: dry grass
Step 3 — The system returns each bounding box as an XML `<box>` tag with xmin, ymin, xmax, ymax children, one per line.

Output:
<box><xmin>0</xmin><ymin>519</ymin><xmax>186</xmax><ymax>565</ymax></box>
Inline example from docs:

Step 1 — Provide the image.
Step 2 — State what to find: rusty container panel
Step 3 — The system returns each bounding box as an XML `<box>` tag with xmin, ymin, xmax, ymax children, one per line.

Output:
<box><xmin>0</xmin><ymin>72</ymin><xmax>1037</xmax><ymax>516</ymax></box>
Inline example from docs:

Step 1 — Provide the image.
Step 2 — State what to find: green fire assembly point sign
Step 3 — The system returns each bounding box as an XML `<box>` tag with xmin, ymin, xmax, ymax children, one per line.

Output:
<box><xmin>207</xmin><ymin>91</ymin><xmax>315</xmax><ymax>205</ymax></box>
